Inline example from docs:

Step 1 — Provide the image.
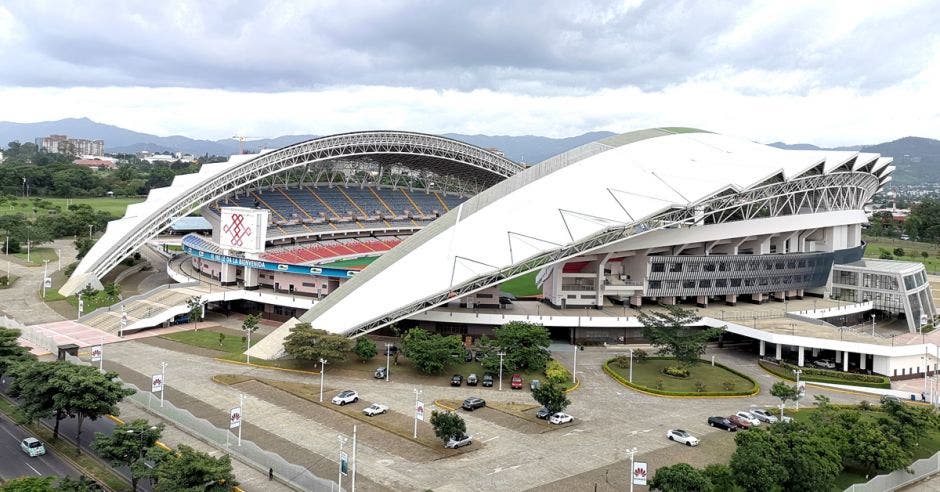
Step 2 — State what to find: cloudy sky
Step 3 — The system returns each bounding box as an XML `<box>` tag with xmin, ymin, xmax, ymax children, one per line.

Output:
<box><xmin>1</xmin><ymin>0</ymin><xmax>939</xmax><ymax>146</ymax></box>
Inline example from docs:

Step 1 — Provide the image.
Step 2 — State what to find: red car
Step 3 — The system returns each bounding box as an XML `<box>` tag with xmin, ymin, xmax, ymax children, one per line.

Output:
<box><xmin>727</xmin><ymin>414</ymin><xmax>752</xmax><ymax>429</ymax></box>
<box><xmin>510</xmin><ymin>374</ymin><xmax>523</xmax><ymax>389</ymax></box>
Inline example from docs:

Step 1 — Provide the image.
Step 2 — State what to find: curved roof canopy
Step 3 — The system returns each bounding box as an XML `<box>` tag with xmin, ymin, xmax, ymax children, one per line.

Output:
<box><xmin>61</xmin><ymin>131</ymin><xmax>523</xmax><ymax>296</ymax></box>
<box><xmin>300</xmin><ymin>128</ymin><xmax>891</xmax><ymax>336</ymax></box>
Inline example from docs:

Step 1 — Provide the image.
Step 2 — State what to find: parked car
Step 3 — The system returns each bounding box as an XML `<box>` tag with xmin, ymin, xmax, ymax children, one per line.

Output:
<box><xmin>881</xmin><ymin>394</ymin><xmax>902</xmax><ymax>405</ymax></box>
<box><xmin>549</xmin><ymin>412</ymin><xmax>573</xmax><ymax>424</ymax></box>
<box><xmin>707</xmin><ymin>416</ymin><xmax>738</xmax><ymax>431</ymax></box>
<box><xmin>535</xmin><ymin>407</ymin><xmax>551</xmax><ymax>419</ymax></box>
<box><xmin>464</xmin><ymin>350</ymin><xmax>474</xmax><ymax>362</ymax></box>
<box><xmin>445</xmin><ymin>434</ymin><xmax>473</xmax><ymax>449</ymax></box>
<box><xmin>666</xmin><ymin>429</ymin><xmax>699</xmax><ymax>446</ymax></box>
<box><xmin>374</xmin><ymin>367</ymin><xmax>387</xmax><ymax>379</ymax></box>
<box><xmin>510</xmin><ymin>374</ymin><xmax>523</xmax><ymax>389</ymax></box>
<box><xmin>462</xmin><ymin>397</ymin><xmax>486</xmax><ymax>411</ymax></box>
<box><xmin>734</xmin><ymin>411</ymin><xmax>761</xmax><ymax>426</ymax></box>
<box><xmin>20</xmin><ymin>437</ymin><xmax>46</xmax><ymax>457</ymax></box>
<box><xmin>814</xmin><ymin>359</ymin><xmax>836</xmax><ymax>369</ymax></box>
<box><xmin>467</xmin><ymin>373</ymin><xmax>478</xmax><ymax>386</ymax></box>
<box><xmin>727</xmin><ymin>414</ymin><xmax>752</xmax><ymax>429</ymax></box>
<box><xmin>751</xmin><ymin>409</ymin><xmax>779</xmax><ymax>423</ymax></box>
<box><xmin>474</xmin><ymin>351</ymin><xmax>486</xmax><ymax>362</ymax></box>
<box><xmin>363</xmin><ymin>403</ymin><xmax>389</xmax><ymax>416</ymax></box>
<box><xmin>384</xmin><ymin>345</ymin><xmax>398</xmax><ymax>356</ymax></box>
<box><xmin>481</xmin><ymin>373</ymin><xmax>494</xmax><ymax>387</ymax></box>
<box><xmin>530</xmin><ymin>379</ymin><xmax>541</xmax><ymax>391</ymax></box>
<box><xmin>331</xmin><ymin>390</ymin><xmax>359</xmax><ymax>406</ymax></box>
<box><xmin>451</xmin><ymin>374</ymin><xmax>463</xmax><ymax>386</ymax></box>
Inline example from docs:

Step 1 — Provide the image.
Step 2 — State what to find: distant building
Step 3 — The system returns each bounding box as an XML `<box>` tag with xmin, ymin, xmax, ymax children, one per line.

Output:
<box><xmin>136</xmin><ymin>150</ymin><xmax>195</xmax><ymax>164</ymax></box>
<box><xmin>0</xmin><ymin>150</ymin><xmax>4</xmax><ymax>164</ymax></box>
<box><xmin>73</xmin><ymin>158</ymin><xmax>117</xmax><ymax>171</ymax></box>
<box><xmin>35</xmin><ymin>134</ymin><xmax>104</xmax><ymax>157</ymax></box>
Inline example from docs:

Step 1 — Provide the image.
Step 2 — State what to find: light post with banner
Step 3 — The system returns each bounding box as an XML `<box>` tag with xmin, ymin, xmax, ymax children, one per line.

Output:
<box><xmin>414</xmin><ymin>388</ymin><xmax>423</xmax><ymax>439</ymax></box>
<box><xmin>151</xmin><ymin>372</ymin><xmax>164</xmax><ymax>409</ymax></box>
<box><xmin>627</xmin><ymin>447</ymin><xmax>642</xmax><ymax>492</ymax></box>
<box><xmin>385</xmin><ymin>343</ymin><xmax>392</xmax><ymax>382</ymax></box>
<box><xmin>91</xmin><ymin>337</ymin><xmax>103</xmax><ymax>371</ymax></box>
<box><xmin>120</xmin><ymin>306</ymin><xmax>127</xmax><ymax>337</ymax></box>
<box><xmin>42</xmin><ymin>260</ymin><xmax>50</xmax><ymax>299</ymax></box>
<box><xmin>78</xmin><ymin>293</ymin><xmax>84</xmax><ymax>318</ymax></box>
<box><xmin>319</xmin><ymin>358</ymin><xmax>327</xmax><ymax>403</ymax></box>
<box><xmin>157</xmin><ymin>361</ymin><xmax>168</xmax><ymax>408</ymax></box>
<box><xmin>794</xmin><ymin>369</ymin><xmax>804</xmax><ymax>410</ymax></box>
<box><xmin>230</xmin><ymin>393</ymin><xmax>244</xmax><ymax>446</ymax></box>
<box><xmin>338</xmin><ymin>435</ymin><xmax>349</xmax><ymax>491</ymax></box>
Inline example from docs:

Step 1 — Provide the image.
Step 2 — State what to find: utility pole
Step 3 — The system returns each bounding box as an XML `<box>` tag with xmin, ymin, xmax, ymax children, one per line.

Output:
<box><xmin>497</xmin><ymin>352</ymin><xmax>506</xmax><ymax>391</ymax></box>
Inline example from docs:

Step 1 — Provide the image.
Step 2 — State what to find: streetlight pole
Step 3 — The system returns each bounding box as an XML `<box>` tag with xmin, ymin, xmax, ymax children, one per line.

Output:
<box><xmin>337</xmin><ymin>435</ymin><xmax>347</xmax><ymax>492</ymax></box>
<box><xmin>246</xmin><ymin>327</ymin><xmax>252</xmax><ymax>365</ymax></box>
<box><xmin>629</xmin><ymin>348</ymin><xmax>634</xmax><ymax>383</ymax></box>
<box><xmin>319</xmin><ymin>358</ymin><xmax>327</xmax><ymax>403</ymax></box>
<box><xmin>627</xmin><ymin>447</ymin><xmax>638</xmax><ymax>492</ymax></box>
<box><xmin>413</xmin><ymin>388</ymin><xmax>422</xmax><ymax>439</ymax></box>
<box><xmin>351</xmin><ymin>424</ymin><xmax>357</xmax><ymax>492</ymax></box>
<box><xmin>871</xmin><ymin>314</ymin><xmax>876</xmax><ymax>337</ymax></box>
<box><xmin>793</xmin><ymin>369</ymin><xmax>802</xmax><ymax>411</ymax></box>
<box><xmin>572</xmin><ymin>344</ymin><xmax>577</xmax><ymax>384</ymax></box>
<box><xmin>160</xmin><ymin>361</ymin><xmax>168</xmax><ymax>408</ymax></box>
<box><xmin>497</xmin><ymin>352</ymin><xmax>505</xmax><ymax>391</ymax></box>
<box><xmin>385</xmin><ymin>343</ymin><xmax>391</xmax><ymax>382</ymax></box>
<box><xmin>42</xmin><ymin>259</ymin><xmax>49</xmax><ymax>298</ymax></box>
<box><xmin>237</xmin><ymin>393</ymin><xmax>245</xmax><ymax>446</ymax></box>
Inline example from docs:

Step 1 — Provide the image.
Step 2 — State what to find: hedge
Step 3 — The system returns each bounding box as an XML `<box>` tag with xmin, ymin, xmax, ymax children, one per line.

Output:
<box><xmin>758</xmin><ymin>359</ymin><xmax>891</xmax><ymax>389</ymax></box>
<box><xmin>603</xmin><ymin>358</ymin><xmax>760</xmax><ymax>397</ymax></box>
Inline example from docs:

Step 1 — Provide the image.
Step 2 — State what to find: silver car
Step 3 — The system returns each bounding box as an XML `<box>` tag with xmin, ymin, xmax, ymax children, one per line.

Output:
<box><xmin>445</xmin><ymin>434</ymin><xmax>472</xmax><ymax>448</ymax></box>
<box><xmin>751</xmin><ymin>409</ymin><xmax>778</xmax><ymax>423</ymax></box>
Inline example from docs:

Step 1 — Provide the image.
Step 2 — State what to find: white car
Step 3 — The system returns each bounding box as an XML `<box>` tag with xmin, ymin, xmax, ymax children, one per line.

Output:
<box><xmin>445</xmin><ymin>434</ymin><xmax>472</xmax><ymax>448</ymax></box>
<box><xmin>363</xmin><ymin>403</ymin><xmax>388</xmax><ymax>416</ymax></box>
<box><xmin>813</xmin><ymin>359</ymin><xmax>836</xmax><ymax>369</ymax></box>
<box><xmin>750</xmin><ymin>409</ymin><xmax>779</xmax><ymax>423</ymax></box>
<box><xmin>666</xmin><ymin>429</ymin><xmax>699</xmax><ymax>446</ymax></box>
<box><xmin>549</xmin><ymin>412</ymin><xmax>573</xmax><ymax>424</ymax></box>
<box><xmin>20</xmin><ymin>437</ymin><xmax>46</xmax><ymax>457</ymax></box>
<box><xmin>331</xmin><ymin>390</ymin><xmax>359</xmax><ymax>405</ymax></box>
<box><xmin>734</xmin><ymin>411</ymin><xmax>761</xmax><ymax>426</ymax></box>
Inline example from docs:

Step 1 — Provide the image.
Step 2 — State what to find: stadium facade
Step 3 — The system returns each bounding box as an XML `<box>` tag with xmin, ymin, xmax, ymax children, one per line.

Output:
<box><xmin>65</xmin><ymin>128</ymin><xmax>940</xmax><ymax>380</ymax></box>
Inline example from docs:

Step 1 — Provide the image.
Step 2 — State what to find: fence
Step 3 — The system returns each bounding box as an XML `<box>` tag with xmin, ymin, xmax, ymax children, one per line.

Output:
<box><xmin>1</xmin><ymin>315</ymin><xmax>58</xmax><ymax>354</ymax></box>
<box><xmin>77</xmin><ymin>281</ymin><xmax>199</xmax><ymax>323</ymax></box>
<box><xmin>63</xmin><ymin>354</ymin><xmax>339</xmax><ymax>492</ymax></box>
<box><xmin>846</xmin><ymin>451</ymin><xmax>940</xmax><ymax>491</ymax></box>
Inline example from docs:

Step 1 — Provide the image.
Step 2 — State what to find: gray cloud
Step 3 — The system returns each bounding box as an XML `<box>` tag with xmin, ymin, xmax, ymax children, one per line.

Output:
<box><xmin>2</xmin><ymin>0</ymin><xmax>938</xmax><ymax>94</ymax></box>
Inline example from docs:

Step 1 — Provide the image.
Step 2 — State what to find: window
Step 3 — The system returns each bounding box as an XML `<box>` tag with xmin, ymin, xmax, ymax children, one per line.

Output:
<box><xmin>698</xmin><ymin>279</ymin><xmax>711</xmax><ymax>288</ymax></box>
<box><xmin>731</xmin><ymin>278</ymin><xmax>742</xmax><ymax>287</ymax></box>
<box><xmin>669</xmin><ymin>263</ymin><xmax>683</xmax><ymax>273</ymax></box>
<box><xmin>716</xmin><ymin>279</ymin><xmax>727</xmax><ymax>288</ymax></box>
<box><xmin>651</xmin><ymin>263</ymin><xmax>665</xmax><ymax>273</ymax></box>
<box><xmin>682</xmin><ymin>280</ymin><xmax>696</xmax><ymax>289</ymax></box>
<box><xmin>649</xmin><ymin>280</ymin><xmax>662</xmax><ymax>289</ymax></box>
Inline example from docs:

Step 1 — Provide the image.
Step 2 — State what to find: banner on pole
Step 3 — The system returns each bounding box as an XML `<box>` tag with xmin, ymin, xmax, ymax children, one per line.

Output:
<box><xmin>797</xmin><ymin>380</ymin><xmax>806</xmax><ymax>397</ymax></box>
<box><xmin>340</xmin><ymin>451</ymin><xmax>349</xmax><ymax>476</ymax></box>
<box><xmin>78</xmin><ymin>298</ymin><xmax>84</xmax><ymax>312</ymax></box>
<box><xmin>90</xmin><ymin>345</ymin><xmax>102</xmax><ymax>362</ymax></box>
<box><xmin>230</xmin><ymin>407</ymin><xmax>241</xmax><ymax>429</ymax></box>
<box><xmin>43</xmin><ymin>277</ymin><xmax>52</xmax><ymax>288</ymax></box>
<box><xmin>416</xmin><ymin>400</ymin><xmax>425</xmax><ymax>421</ymax></box>
<box><xmin>151</xmin><ymin>374</ymin><xmax>164</xmax><ymax>393</ymax></box>
<box><xmin>633</xmin><ymin>461</ymin><xmax>648</xmax><ymax>486</ymax></box>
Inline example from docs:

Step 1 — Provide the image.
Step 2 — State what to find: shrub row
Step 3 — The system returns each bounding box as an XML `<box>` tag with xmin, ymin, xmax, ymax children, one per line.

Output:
<box><xmin>602</xmin><ymin>359</ymin><xmax>760</xmax><ymax>397</ymax></box>
<box><xmin>758</xmin><ymin>359</ymin><xmax>891</xmax><ymax>389</ymax></box>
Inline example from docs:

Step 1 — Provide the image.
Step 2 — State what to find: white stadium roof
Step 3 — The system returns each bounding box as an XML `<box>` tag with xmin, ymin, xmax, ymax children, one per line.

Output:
<box><xmin>300</xmin><ymin>128</ymin><xmax>890</xmax><ymax>336</ymax></box>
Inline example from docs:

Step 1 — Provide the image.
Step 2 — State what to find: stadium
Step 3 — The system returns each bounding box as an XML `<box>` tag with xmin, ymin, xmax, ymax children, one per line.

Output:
<box><xmin>57</xmin><ymin>128</ymin><xmax>939</xmax><ymax>380</ymax></box>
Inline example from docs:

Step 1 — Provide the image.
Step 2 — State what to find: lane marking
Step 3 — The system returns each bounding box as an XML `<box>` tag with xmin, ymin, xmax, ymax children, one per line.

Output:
<box><xmin>26</xmin><ymin>463</ymin><xmax>41</xmax><ymax>476</ymax></box>
<box><xmin>483</xmin><ymin>436</ymin><xmax>499</xmax><ymax>443</ymax></box>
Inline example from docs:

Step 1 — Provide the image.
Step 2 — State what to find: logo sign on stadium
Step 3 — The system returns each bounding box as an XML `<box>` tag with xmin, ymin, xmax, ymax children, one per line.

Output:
<box><xmin>220</xmin><ymin>207</ymin><xmax>269</xmax><ymax>254</ymax></box>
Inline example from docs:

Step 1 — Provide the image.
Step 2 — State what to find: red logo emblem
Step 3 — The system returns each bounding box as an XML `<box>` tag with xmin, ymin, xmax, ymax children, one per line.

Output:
<box><xmin>634</xmin><ymin>467</ymin><xmax>647</xmax><ymax>478</ymax></box>
<box><xmin>223</xmin><ymin>213</ymin><xmax>253</xmax><ymax>247</ymax></box>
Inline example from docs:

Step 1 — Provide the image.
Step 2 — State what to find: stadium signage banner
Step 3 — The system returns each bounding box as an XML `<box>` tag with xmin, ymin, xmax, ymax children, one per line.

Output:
<box><xmin>220</xmin><ymin>207</ymin><xmax>269</xmax><ymax>254</ymax></box>
<box><xmin>183</xmin><ymin>244</ymin><xmax>357</xmax><ymax>278</ymax></box>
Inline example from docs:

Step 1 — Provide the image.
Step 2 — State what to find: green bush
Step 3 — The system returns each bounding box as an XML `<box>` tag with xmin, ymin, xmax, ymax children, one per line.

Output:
<box><xmin>613</xmin><ymin>354</ymin><xmax>631</xmax><ymax>368</ymax></box>
<box><xmin>758</xmin><ymin>360</ymin><xmax>890</xmax><ymax>389</ymax></box>
<box><xmin>663</xmin><ymin>365</ymin><xmax>690</xmax><ymax>378</ymax></box>
<box><xmin>694</xmin><ymin>381</ymin><xmax>706</xmax><ymax>392</ymax></box>
<box><xmin>544</xmin><ymin>359</ymin><xmax>571</xmax><ymax>385</ymax></box>
<box><xmin>633</xmin><ymin>348</ymin><xmax>649</xmax><ymax>364</ymax></box>
<box><xmin>603</xmin><ymin>359</ymin><xmax>760</xmax><ymax>397</ymax></box>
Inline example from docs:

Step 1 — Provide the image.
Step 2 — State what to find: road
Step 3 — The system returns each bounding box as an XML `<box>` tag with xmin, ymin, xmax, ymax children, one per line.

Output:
<box><xmin>0</xmin><ymin>413</ymin><xmax>79</xmax><ymax>481</ymax></box>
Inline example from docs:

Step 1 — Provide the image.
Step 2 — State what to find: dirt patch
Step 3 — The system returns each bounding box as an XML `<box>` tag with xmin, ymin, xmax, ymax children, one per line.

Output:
<box><xmin>439</xmin><ymin>399</ymin><xmax>572</xmax><ymax>434</ymax></box>
<box><xmin>212</xmin><ymin>374</ymin><xmax>252</xmax><ymax>385</ymax></box>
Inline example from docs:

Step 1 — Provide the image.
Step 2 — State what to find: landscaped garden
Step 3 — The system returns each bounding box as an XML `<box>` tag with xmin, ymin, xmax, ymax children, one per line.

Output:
<box><xmin>605</xmin><ymin>356</ymin><xmax>757</xmax><ymax>396</ymax></box>
<box><xmin>759</xmin><ymin>358</ymin><xmax>891</xmax><ymax>389</ymax></box>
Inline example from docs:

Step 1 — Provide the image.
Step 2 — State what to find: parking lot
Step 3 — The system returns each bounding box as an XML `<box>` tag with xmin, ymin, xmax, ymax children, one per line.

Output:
<box><xmin>100</xmin><ymin>338</ymin><xmax>873</xmax><ymax>491</ymax></box>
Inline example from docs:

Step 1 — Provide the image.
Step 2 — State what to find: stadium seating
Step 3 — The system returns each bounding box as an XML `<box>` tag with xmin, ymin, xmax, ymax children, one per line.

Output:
<box><xmin>261</xmin><ymin>237</ymin><xmax>403</xmax><ymax>264</ymax></box>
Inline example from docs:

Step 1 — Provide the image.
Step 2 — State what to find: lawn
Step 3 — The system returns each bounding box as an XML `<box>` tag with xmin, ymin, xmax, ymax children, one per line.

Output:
<box><xmin>320</xmin><ymin>256</ymin><xmax>379</xmax><ymax>268</ymax></box>
<box><xmin>608</xmin><ymin>358</ymin><xmax>756</xmax><ymax>393</ymax></box>
<box><xmin>162</xmin><ymin>328</ymin><xmax>256</xmax><ymax>354</ymax></box>
<box><xmin>500</xmin><ymin>270</ymin><xmax>540</xmax><ymax>297</ymax></box>
<box><xmin>864</xmin><ymin>235</ymin><xmax>940</xmax><ymax>272</ymax></box>
<box><xmin>12</xmin><ymin>247</ymin><xmax>59</xmax><ymax>266</ymax></box>
<box><xmin>0</xmin><ymin>196</ymin><xmax>143</xmax><ymax>218</ymax></box>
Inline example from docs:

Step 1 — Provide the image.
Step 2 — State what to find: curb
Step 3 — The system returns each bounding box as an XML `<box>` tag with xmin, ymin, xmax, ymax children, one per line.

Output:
<box><xmin>602</xmin><ymin>362</ymin><xmax>760</xmax><ymax>399</ymax></box>
<box><xmin>564</xmin><ymin>378</ymin><xmax>580</xmax><ymax>393</ymax></box>
<box><xmin>214</xmin><ymin>357</ymin><xmax>321</xmax><ymax>376</ymax></box>
<box><xmin>434</xmin><ymin>399</ymin><xmax>457</xmax><ymax>411</ymax></box>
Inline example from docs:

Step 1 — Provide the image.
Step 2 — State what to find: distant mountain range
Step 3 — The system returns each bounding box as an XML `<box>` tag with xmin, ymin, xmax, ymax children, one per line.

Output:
<box><xmin>1</xmin><ymin>118</ymin><xmax>938</xmax><ymax>184</ymax></box>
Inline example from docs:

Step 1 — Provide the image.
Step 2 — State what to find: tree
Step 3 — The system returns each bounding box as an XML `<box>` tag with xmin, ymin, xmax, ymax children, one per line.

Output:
<box><xmin>649</xmin><ymin>463</ymin><xmax>713</xmax><ymax>492</ymax></box>
<box><xmin>531</xmin><ymin>382</ymin><xmax>571</xmax><ymax>414</ymax></box>
<box><xmin>879</xmin><ymin>399</ymin><xmax>937</xmax><ymax>449</ymax></box>
<box><xmin>8</xmin><ymin>361</ymin><xmax>70</xmax><ymax>439</ymax></box>
<box><xmin>638</xmin><ymin>304</ymin><xmax>723</xmax><ymax>367</ymax></box>
<box><xmin>848</xmin><ymin>419</ymin><xmax>908</xmax><ymax>476</ymax></box>
<box><xmin>730</xmin><ymin>430</ymin><xmax>788</xmax><ymax>492</ymax></box>
<box><xmin>400</xmin><ymin>328</ymin><xmax>463</xmax><ymax>375</ymax></box>
<box><xmin>0</xmin><ymin>326</ymin><xmax>32</xmax><ymax>381</ymax></box>
<box><xmin>702</xmin><ymin>464</ymin><xmax>735</xmax><ymax>492</ymax></box>
<box><xmin>894</xmin><ymin>247</ymin><xmax>906</xmax><ymax>257</ymax></box>
<box><xmin>57</xmin><ymin>475</ymin><xmax>112</xmax><ymax>491</ymax></box>
<box><xmin>282</xmin><ymin>322</ymin><xmax>353</xmax><ymax>363</ymax></box>
<box><xmin>769</xmin><ymin>422</ymin><xmax>842</xmax><ymax>492</ymax></box>
<box><xmin>770</xmin><ymin>381</ymin><xmax>800</xmax><ymax>419</ymax></box>
<box><xmin>51</xmin><ymin>363</ymin><xmax>135</xmax><ymax>454</ymax></box>
<box><xmin>152</xmin><ymin>444</ymin><xmax>237</xmax><ymax>491</ymax></box>
<box><xmin>429</xmin><ymin>411</ymin><xmax>466</xmax><ymax>444</ymax></box>
<box><xmin>354</xmin><ymin>337</ymin><xmax>378</xmax><ymax>363</ymax></box>
<box><xmin>74</xmin><ymin>237</ymin><xmax>95</xmax><ymax>259</ymax></box>
<box><xmin>480</xmin><ymin>321</ymin><xmax>551</xmax><ymax>373</ymax></box>
<box><xmin>185</xmin><ymin>296</ymin><xmax>202</xmax><ymax>330</ymax></box>
<box><xmin>241</xmin><ymin>313</ymin><xmax>261</xmax><ymax>339</ymax></box>
<box><xmin>0</xmin><ymin>476</ymin><xmax>55</xmax><ymax>491</ymax></box>
<box><xmin>92</xmin><ymin>419</ymin><xmax>165</xmax><ymax>491</ymax></box>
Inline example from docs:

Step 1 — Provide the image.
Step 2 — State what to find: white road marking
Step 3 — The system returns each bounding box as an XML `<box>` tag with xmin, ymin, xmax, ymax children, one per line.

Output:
<box><xmin>26</xmin><ymin>463</ymin><xmax>41</xmax><ymax>476</ymax></box>
<box><xmin>483</xmin><ymin>436</ymin><xmax>499</xmax><ymax>443</ymax></box>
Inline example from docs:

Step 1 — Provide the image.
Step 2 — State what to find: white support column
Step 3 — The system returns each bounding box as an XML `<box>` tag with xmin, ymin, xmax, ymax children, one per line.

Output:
<box><xmin>835</xmin><ymin>351</ymin><xmax>842</xmax><ymax>363</ymax></box>
<box><xmin>860</xmin><ymin>353</ymin><xmax>867</xmax><ymax>371</ymax></box>
<box><xmin>797</xmin><ymin>346</ymin><xmax>805</xmax><ymax>367</ymax></box>
<box><xmin>812</xmin><ymin>347</ymin><xmax>820</xmax><ymax>357</ymax></box>
<box><xmin>775</xmin><ymin>343</ymin><xmax>782</xmax><ymax>360</ymax></box>
<box><xmin>244</xmin><ymin>267</ymin><xmax>260</xmax><ymax>290</ymax></box>
<box><xmin>843</xmin><ymin>352</ymin><xmax>849</xmax><ymax>372</ymax></box>
<box><xmin>220</xmin><ymin>263</ymin><xmax>237</xmax><ymax>286</ymax></box>
<box><xmin>759</xmin><ymin>340</ymin><xmax>766</xmax><ymax>357</ymax></box>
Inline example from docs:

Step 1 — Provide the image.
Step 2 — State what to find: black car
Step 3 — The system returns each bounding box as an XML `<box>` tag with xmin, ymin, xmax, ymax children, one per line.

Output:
<box><xmin>481</xmin><ymin>373</ymin><xmax>494</xmax><ymax>387</ymax></box>
<box><xmin>464</xmin><ymin>350</ymin><xmax>474</xmax><ymax>362</ymax></box>
<box><xmin>474</xmin><ymin>351</ymin><xmax>486</xmax><ymax>362</ymax></box>
<box><xmin>462</xmin><ymin>397</ymin><xmax>486</xmax><ymax>411</ymax></box>
<box><xmin>535</xmin><ymin>407</ymin><xmax>551</xmax><ymax>419</ymax></box>
<box><xmin>707</xmin><ymin>416</ymin><xmax>738</xmax><ymax>432</ymax></box>
<box><xmin>451</xmin><ymin>374</ymin><xmax>463</xmax><ymax>386</ymax></box>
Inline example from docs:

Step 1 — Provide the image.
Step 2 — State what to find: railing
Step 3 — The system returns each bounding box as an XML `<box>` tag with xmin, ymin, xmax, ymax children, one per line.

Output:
<box><xmin>1</xmin><ymin>315</ymin><xmax>58</xmax><ymax>354</ymax></box>
<box><xmin>845</xmin><ymin>451</ymin><xmax>939</xmax><ymax>491</ymax></box>
<box><xmin>63</xmin><ymin>354</ymin><xmax>337</xmax><ymax>492</ymax></box>
<box><xmin>77</xmin><ymin>281</ymin><xmax>199</xmax><ymax>323</ymax></box>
